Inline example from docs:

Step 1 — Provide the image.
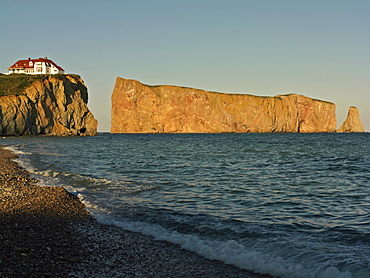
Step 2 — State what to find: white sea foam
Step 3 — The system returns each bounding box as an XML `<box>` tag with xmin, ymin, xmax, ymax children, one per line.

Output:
<box><xmin>80</xmin><ymin>200</ymin><xmax>352</xmax><ymax>278</ymax></box>
<box><xmin>77</xmin><ymin>194</ymin><xmax>110</xmax><ymax>214</ymax></box>
<box><xmin>3</xmin><ymin>145</ymin><xmax>31</xmax><ymax>155</ymax></box>
<box><xmin>3</xmin><ymin>145</ymin><xmax>36</xmax><ymax>176</ymax></box>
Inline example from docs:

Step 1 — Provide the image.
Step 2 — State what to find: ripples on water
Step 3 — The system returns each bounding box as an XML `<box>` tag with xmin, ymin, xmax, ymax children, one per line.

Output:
<box><xmin>3</xmin><ymin>133</ymin><xmax>370</xmax><ymax>278</ymax></box>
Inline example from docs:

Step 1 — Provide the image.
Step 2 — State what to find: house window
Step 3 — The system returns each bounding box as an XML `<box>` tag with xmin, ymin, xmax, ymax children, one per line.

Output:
<box><xmin>36</xmin><ymin>68</ymin><xmax>42</xmax><ymax>72</ymax></box>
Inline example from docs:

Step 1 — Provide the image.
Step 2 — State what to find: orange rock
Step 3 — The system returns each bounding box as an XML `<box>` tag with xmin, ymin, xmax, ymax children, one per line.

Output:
<box><xmin>337</xmin><ymin>106</ymin><xmax>364</xmax><ymax>133</ymax></box>
<box><xmin>0</xmin><ymin>75</ymin><xmax>98</xmax><ymax>136</ymax></box>
<box><xmin>111</xmin><ymin>77</ymin><xmax>337</xmax><ymax>133</ymax></box>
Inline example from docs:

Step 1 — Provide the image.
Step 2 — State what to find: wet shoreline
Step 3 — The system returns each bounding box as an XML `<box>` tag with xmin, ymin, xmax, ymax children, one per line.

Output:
<box><xmin>0</xmin><ymin>146</ymin><xmax>272</xmax><ymax>277</ymax></box>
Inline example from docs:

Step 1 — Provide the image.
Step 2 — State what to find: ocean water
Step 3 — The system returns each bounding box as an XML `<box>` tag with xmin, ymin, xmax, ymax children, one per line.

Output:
<box><xmin>2</xmin><ymin>133</ymin><xmax>370</xmax><ymax>278</ymax></box>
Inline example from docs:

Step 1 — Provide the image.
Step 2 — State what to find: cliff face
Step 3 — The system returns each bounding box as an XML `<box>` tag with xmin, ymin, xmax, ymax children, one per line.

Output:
<box><xmin>111</xmin><ymin>77</ymin><xmax>337</xmax><ymax>133</ymax></box>
<box><xmin>337</xmin><ymin>106</ymin><xmax>364</xmax><ymax>133</ymax></box>
<box><xmin>0</xmin><ymin>75</ymin><xmax>97</xmax><ymax>136</ymax></box>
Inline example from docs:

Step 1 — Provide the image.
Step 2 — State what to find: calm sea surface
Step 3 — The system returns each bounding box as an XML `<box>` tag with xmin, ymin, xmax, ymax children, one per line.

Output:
<box><xmin>2</xmin><ymin>133</ymin><xmax>370</xmax><ymax>278</ymax></box>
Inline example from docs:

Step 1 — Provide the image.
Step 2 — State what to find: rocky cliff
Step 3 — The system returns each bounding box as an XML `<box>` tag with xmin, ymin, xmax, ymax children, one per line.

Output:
<box><xmin>0</xmin><ymin>75</ymin><xmax>97</xmax><ymax>136</ymax></box>
<box><xmin>111</xmin><ymin>77</ymin><xmax>337</xmax><ymax>133</ymax></box>
<box><xmin>337</xmin><ymin>106</ymin><xmax>364</xmax><ymax>133</ymax></box>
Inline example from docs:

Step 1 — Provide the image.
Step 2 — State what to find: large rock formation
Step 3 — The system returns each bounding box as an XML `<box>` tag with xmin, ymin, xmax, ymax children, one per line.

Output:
<box><xmin>0</xmin><ymin>75</ymin><xmax>97</xmax><ymax>136</ymax></box>
<box><xmin>337</xmin><ymin>106</ymin><xmax>364</xmax><ymax>133</ymax></box>
<box><xmin>111</xmin><ymin>77</ymin><xmax>337</xmax><ymax>133</ymax></box>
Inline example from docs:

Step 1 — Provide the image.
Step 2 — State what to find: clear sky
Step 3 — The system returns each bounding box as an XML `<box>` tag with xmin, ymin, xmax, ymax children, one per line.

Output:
<box><xmin>1</xmin><ymin>0</ymin><xmax>369</xmax><ymax>132</ymax></box>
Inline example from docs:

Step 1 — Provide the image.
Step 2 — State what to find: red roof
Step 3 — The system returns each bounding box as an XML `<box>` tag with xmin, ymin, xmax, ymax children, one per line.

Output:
<box><xmin>7</xmin><ymin>58</ymin><xmax>65</xmax><ymax>71</ymax></box>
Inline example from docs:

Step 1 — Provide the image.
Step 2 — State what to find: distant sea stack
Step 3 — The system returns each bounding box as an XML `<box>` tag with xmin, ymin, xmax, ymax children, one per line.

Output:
<box><xmin>0</xmin><ymin>74</ymin><xmax>97</xmax><ymax>136</ymax></box>
<box><xmin>111</xmin><ymin>77</ymin><xmax>338</xmax><ymax>133</ymax></box>
<box><xmin>337</xmin><ymin>106</ymin><xmax>364</xmax><ymax>133</ymax></box>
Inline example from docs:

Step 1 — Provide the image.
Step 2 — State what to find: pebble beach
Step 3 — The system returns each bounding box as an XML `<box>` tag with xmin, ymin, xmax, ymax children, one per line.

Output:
<box><xmin>0</xmin><ymin>146</ymin><xmax>272</xmax><ymax>278</ymax></box>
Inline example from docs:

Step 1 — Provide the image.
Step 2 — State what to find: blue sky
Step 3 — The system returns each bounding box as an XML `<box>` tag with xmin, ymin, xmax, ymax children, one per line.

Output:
<box><xmin>1</xmin><ymin>0</ymin><xmax>369</xmax><ymax>132</ymax></box>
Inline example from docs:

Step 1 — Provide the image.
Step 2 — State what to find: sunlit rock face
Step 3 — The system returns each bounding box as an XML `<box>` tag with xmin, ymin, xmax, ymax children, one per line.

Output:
<box><xmin>0</xmin><ymin>75</ymin><xmax>97</xmax><ymax>136</ymax></box>
<box><xmin>111</xmin><ymin>77</ymin><xmax>337</xmax><ymax>133</ymax></box>
<box><xmin>337</xmin><ymin>106</ymin><xmax>364</xmax><ymax>133</ymax></box>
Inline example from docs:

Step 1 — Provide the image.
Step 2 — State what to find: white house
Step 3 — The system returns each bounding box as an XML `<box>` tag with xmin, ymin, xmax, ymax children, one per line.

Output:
<box><xmin>6</xmin><ymin>57</ymin><xmax>65</xmax><ymax>75</ymax></box>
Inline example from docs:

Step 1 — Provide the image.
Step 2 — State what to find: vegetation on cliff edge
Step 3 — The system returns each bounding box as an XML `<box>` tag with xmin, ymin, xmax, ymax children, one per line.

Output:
<box><xmin>0</xmin><ymin>74</ymin><xmax>80</xmax><ymax>96</ymax></box>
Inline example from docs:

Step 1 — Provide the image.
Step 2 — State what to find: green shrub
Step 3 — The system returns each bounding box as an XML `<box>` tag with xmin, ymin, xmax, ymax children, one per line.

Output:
<box><xmin>0</xmin><ymin>74</ymin><xmax>77</xmax><ymax>96</ymax></box>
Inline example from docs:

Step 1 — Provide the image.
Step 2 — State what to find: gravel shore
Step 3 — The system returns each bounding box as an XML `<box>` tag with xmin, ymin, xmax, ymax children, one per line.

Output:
<box><xmin>0</xmin><ymin>146</ymin><xmax>273</xmax><ymax>278</ymax></box>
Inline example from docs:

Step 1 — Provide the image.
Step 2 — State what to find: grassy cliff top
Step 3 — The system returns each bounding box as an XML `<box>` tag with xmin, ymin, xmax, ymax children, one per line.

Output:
<box><xmin>0</xmin><ymin>74</ymin><xmax>80</xmax><ymax>96</ymax></box>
